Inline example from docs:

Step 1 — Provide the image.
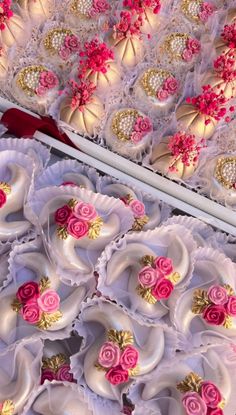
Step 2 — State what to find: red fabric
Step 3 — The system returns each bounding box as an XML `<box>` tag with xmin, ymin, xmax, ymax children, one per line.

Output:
<box><xmin>1</xmin><ymin>108</ymin><xmax>76</xmax><ymax>148</ymax></box>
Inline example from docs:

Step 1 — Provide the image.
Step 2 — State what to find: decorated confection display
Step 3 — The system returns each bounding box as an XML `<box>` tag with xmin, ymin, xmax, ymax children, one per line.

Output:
<box><xmin>180</xmin><ymin>0</ymin><xmax>215</xmax><ymax>23</ymax></box>
<box><xmin>41</xmin><ymin>26</ymin><xmax>80</xmax><ymax>66</ymax></box>
<box><xmin>160</xmin><ymin>32</ymin><xmax>201</xmax><ymax>64</ymax></box>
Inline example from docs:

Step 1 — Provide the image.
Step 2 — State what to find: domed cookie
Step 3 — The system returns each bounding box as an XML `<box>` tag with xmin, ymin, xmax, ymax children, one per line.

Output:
<box><xmin>0</xmin><ymin>46</ymin><xmax>8</xmax><ymax>80</ymax></box>
<box><xmin>180</xmin><ymin>0</ymin><xmax>214</xmax><ymax>23</ymax></box>
<box><xmin>203</xmin><ymin>69</ymin><xmax>236</xmax><ymax>100</ymax></box>
<box><xmin>17</xmin><ymin>0</ymin><xmax>54</xmax><ymax>23</ymax></box>
<box><xmin>226</xmin><ymin>8</ymin><xmax>236</xmax><ymax>24</ymax></box>
<box><xmin>0</xmin><ymin>3</ymin><xmax>28</xmax><ymax>48</ymax></box>
<box><xmin>134</xmin><ymin>68</ymin><xmax>178</xmax><ymax>112</ymax></box>
<box><xmin>150</xmin><ymin>132</ymin><xmax>201</xmax><ymax>180</ymax></box>
<box><xmin>104</xmin><ymin>108</ymin><xmax>153</xmax><ymax>159</ymax></box>
<box><xmin>42</xmin><ymin>28</ymin><xmax>80</xmax><ymax>63</ymax></box>
<box><xmin>215</xmin><ymin>22</ymin><xmax>236</xmax><ymax>57</ymax></box>
<box><xmin>60</xmin><ymin>80</ymin><xmax>104</xmax><ymax>137</ymax></box>
<box><xmin>161</xmin><ymin>32</ymin><xmax>201</xmax><ymax>63</ymax></box>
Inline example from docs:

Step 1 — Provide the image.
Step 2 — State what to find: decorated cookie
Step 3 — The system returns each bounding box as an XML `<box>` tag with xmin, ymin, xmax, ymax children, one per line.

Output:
<box><xmin>215</xmin><ymin>22</ymin><xmax>236</xmax><ymax>58</ymax></box>
<box><xmin>161</xmin><ymin>32</ymin><xmax>201</xmax><ymax>63</ymax></box>
<box><xmin>0</xmin><ymin>1</ymin><xmax>29</xmax><ymax>47</ymax></box>
<box><xmin>180</xmin><ymin>0</ymin><xmax>214</xmax><ymax>23</ymax></box>
<box><xmin>104</xmin><ymin>108</ymin><xmax>153</xmax><ymax>160</ymax></box>
<box><xmin>17</xmin><ymin>0</ymin><xmax>54</xmax><ymax>23</ymax></box>
<box><xmin>42</xmin><ymin>27</ymin><xmax>80</xmax><ymax>64</ymax></box>
<box><xmin>123</xmin><ymin>0</ymin><xmax>162</xmax><ymax>35</ymax></box>
<box><xmin>69</xmin><ymin>0</ymin><xmax>110</xmax><ymax>20</ymax></box>
<box><xmin>203</xmin><ymin>53</ymin><xmax>236</xmax><ymax>99</ymax></box>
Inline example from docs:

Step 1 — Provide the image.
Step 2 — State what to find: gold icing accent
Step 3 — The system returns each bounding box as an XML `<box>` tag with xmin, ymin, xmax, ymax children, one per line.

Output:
<box><xmin>124</xmin><ymin>194</ymin><xmax>134</xmax><ymax>204</ymax></box>
<box><xmin>223</xmin><ymin>284</ymin><xmax>235</xmax><ymax>296</ymax></box>
<box><xmin>37</xmin><ymin>310</ymin><xmax>63</xmax><ymax>330</ymax></box>
<box><xmin>39</xmin><ymin>276</ymin><xmax>51</xmax><ymax>293</ymax></box>
<box><xmin>168</xmin><ymin>272</ymin><xmax>181</xmax><ymax>284</ymax></box>
<box><xmin>162</xmin><ymin>33</ymin><xmax>189</xmax><ymax>59</ymax></box>
<box><xmin>68</xmin><ymin>198</ymin><xmax>77</xmax><ymax>208</ymax></box>
<box><xmin>223</xmin><ymin>315</ymin><xmax>233</xmax><ymax>329</ymax></box>
<box><xmin>192</xmin><ymin>289</ymin><xmax>211</xmax><ymax>314</ymax></box>
<box><xmin>94</xmin><ymin>362</ymin><xmax>106</xmax><ymax>371</ymax></box>
<box><xmin>0</xmin><ymin>182</ymin><xmax>11</xmax><ymax>195</ymax></box>
<box><xmin>181</xmin><ymin>0</ymin><xmax>202</xmax><ymax>21</ymax></box>
<box><xmin>176</xmin><ymin>372</ymin><xmax>203</xmax><ymax>393</ymax></box>
<box><xmin>136</xmin><ymin>284</ymin><xmax>157</xmax><ymax>304</ymax></box>
<box><xmin>11</xmin><ymin>298</ymin><xmax>21</xmax><ymax>312</ymax></box>
<box><xmin>57</xmin><ymin>225</ymin><xmax>68</xmax><ymax>240</ymax></box>
<box><xmin>218</xmin><ymin>399</ymin><xmax>226</xmax><ymax>409</ymax></box>
<box><xmin>44</xmin><ymin>28</ymin><xmax>72</xmax><ymax>54</ymax></box>
<box><xmin>107</xmin><ymin>329</ymin><xmax>134</xmax><ymax>349</ymax></box>
<box><xmin>0</xmin><ymin>400</ymin><xmax>14</xmax><ymax>415</ymax></box>
<box><xmin>16</xmin><ymin>65</ymin><xmax>47</xmax><ymax>96</ymax></box>
<box><xmin>140</xmin><ymin>68</ymin><xmax>171</xmax><ymax>97</ymax></box>
<box><xmin>42</xmin><ymin>353</ymin><xmax>67</xmax><ymax>372</ymax></box>
<box><xmin>132</xmin><ymin>215</ymin><xmax>149</xmax><ymax>231</ymax></box>
<box><xmin>140</xmin><ymin>255</ymin><xmax>155</xmax><ymax>267</ymax></box>
<box><xmin>88</xmin><ymin>216</ymin><xmax>103</xmax><ymax>240</ymax></box>
<box><xmin>111</xmin><ymin>109</ymin><xmax>139</xmax><ymax>141</ymax></box>
<box><xmin>214</xmin><ymin>157</ymin><xmax>236</xmax><ymax>190</ymax></box>
<box><xmin>128</xmin><ymin>365</ymin><xmax>140</xmax><ymax>377</ymax></box>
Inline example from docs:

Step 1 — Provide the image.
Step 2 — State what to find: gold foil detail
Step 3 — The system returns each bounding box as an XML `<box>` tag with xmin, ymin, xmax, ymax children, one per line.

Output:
<box><xmin>0</xmin><ymin>182</ymin><xmax>11</xmax><ymax>195</ymax></box>
<box><xmin>181</xmin><ymin>0</ymin><xmax>202</xmax><ymax>21</ymax></box>
<box><xmin>176</xmin><ymin>372</ymin><xmax>203</xmax><ymax>393</ymax></box>
<box><xmin>94</xmin><ymin>362</ymin><xmax>106</xmax><ymax>371</ymax></box>
<box><xmin>39</xmin><ymin>276</ymin><xmax>51</xmax><ymax>293</ymax></box>
<box><xmin>111</xmin><ymin>109</ymin><xmax>139</xmax><ymax>141</ymax></box>
<box><xmin>140</xmin><ymin>255</ymin><xmax>155</xmax><ymax>267</ymax></box>
<box><xmin>223</xmin><ymin>284</ymin><xmax>235</xmax><ymax>296</ymax></box>
<box><xmin>140</xmin><ymin>68</ymin><xmax>171</xmax><ymax>97</ymax></box>
<box><xmin>136</xmin><ymin>285</ymin><xmax>157</xmax><ymax>304</ymax></box>
<box><xmin>223</xmin><ymin>315</ymin><xmax>233</xmax><ymax>329</ymax></box>
<box><xmin>107</xmin><ymin>329</ymin><xmax>134</xmax><ymax>349</ymax></box>
<box><xmin>88</xmin><ymin>216</ymin><xmax>103</xmax><ymax>239</ymax></box>
<box><xmin>214</xmin><ymin>156</ymin><xmax>236</xmax><ymax>190</ymax></box>
<box><xmin>11</xmin><ymin>298</ymin><xmax>21</xmax><ymax>312</ymax></box>
<box><xmin>0</xmin><ymin>400</ymin><xmax>14</xmax><ymax>415</ymax></box>
<box><xmin>42</xmin><ymin>353</ymin><xmax>67</xmax><ymax>372</ymax></box>
<box><xmin>68</xmin><ymin>198</ymin><xmax>78</xmax><ymax>208</ymax></box>
<box><xmin>37</xmin><ymin>310</ymin><xmax>63</xmax><ymax>330</ymax></box>
<box><xmin>57</xmin><ymin>225</ymin><xmax>68</xmax><ymax>240</ymax></box>
<box><xmin>44</xmin><ymin>28</ymin><xmax>72</xmax><ymax>54</ymax></box>
<box><xmin>218</xmin><ymin>399</ymin><xmax>226</xmax><ymax>409</ymax></box>
<box><xmin>70</xmin><ymin>0</ymin><xmax>91</xmax><ymax>18</ymax></box>
<box><xmin>192</xmin><ymin>289</ymin><xmax>211</xmax><ymax>314</ymax></box>
<box><xmin>132</xmin><ymin>215</ymin><xmax>149</xmax><ymax>231</ymax></box>
<box><xmin>168</xmin><ymin>272</ymin><xmax>181</xmax><ymax>284</ymax></box>
<box><xmin>16</xmin><ymin>65</ymin><xmax>47</xmax><ymax>96</ymax></box>
<box><xmin>162</xmin><ymin>33</ymin><xmax>189</xmax><ymax>59</ymax></box>
<box><xmin>128</xmin><ymin>365</ymin><xmax>140</xmax><ymax>377</ymax></box>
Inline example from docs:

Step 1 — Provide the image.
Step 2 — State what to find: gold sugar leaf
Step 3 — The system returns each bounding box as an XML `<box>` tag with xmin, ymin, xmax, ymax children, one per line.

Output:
<box><xmin>88</xmin><ymin>217</ymin><xmax>103</xmax><ymax>240</ymax></box>
<box><xmin>192</xmin><ymin>289</ymin><xmax>210</xmax><ymax>314</ymax></box>
<box><xmin>57</xmin><ymin>226</ymin><xmax>68</xmax><ymax>240</ymax></box>
<box><xmin>37</xmin><ymin>311</ymin><xmax>62</xmax><ymax>330</ymax></box>
<box><xmin>223</xmin><ymin>315</ymin><xmax>233</xmax><ymax>329</ymax></box>
<box><xmin>128</xmin><ymin>365</ymin><xmax>140</xmax><ymax>377</ymax></box>
<box><xmin>176</xmin><ymin>372</ymin><xmax>203</xmax><ymax>393</ymax></box>
<box><xmin>223</xmin><ymin>284</ymin><xmax>235</xmax><ymax>296</ymax></box>
<box><xmin>68</xmin><ymin>198</ymin><xmax>77</xmax><ymax>208</ymax></box>
<box><xmin>1</xmin><ymin>400</ymin><xmax>14</xmax><ymax>415</ymax></box>
<box><xmin>11</xmin><ymin>298</ymin><xmax>22</xmax><ymax>312</ymax></box>
<box><xmin>42</xmin><ymin>353</ymin><xmax>67</xmax><ymax>372</ymax></box>
<box><xmin>94</xmin><ymin>362</ymin><xmax>107</xmax><ymax>372</ymax></box>
<box><xmin>125</xmin><ymin>194</ymin><xmax>134</xmax><ymax>204</ymax></box>
<box><xmin>0</xmin><ymin>182</ymin><xmax>11</xmax><ymax>195</ymax></box>
<box><xmin>218</xmin><ymin>399</ymin><xmax>226</xmax><ymax>409</ymax></box>
<box><xmin>140</xmin><ymin>255</ymin><xmax>155</xmax><ymax>267</ymax></box>
<box><xmin>136</xmin><ymin>285</ymin><xmax>157</xmax><ymax>305</ymax></box>
<box><xmin>132</xmin><ymin>215</ymin><xmax>149</xmax><ymax>231</ymax></box>
<box><xmin>107</xmin><ymin>329</ymin><xmax>134</xmax><ymax>349</ymax></box>
<box><xmin>39</xmin><ymin>276</ymin><xmax>51</xmax><ymax>293</ymax></box>
<box><xmin>168</xmin><ymin>272</ymin><xmax>181</xmax><ymax>284</ymax></box>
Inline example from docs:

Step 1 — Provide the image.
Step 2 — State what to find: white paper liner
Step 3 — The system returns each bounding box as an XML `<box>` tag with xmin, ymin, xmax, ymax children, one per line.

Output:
<box><xmin>35</xmin><ymin>158</ymin><xmax>99</xmax><ymax>193</ymax></box>
<box><xmin>25</xmin><ymin>186</ymin><xmax>134</xmax><ymax>285</ymax></box>
<box><xmin>129</xmin><ymin>344</ymin><xmax>236</xmax><ymax>415</ymax></box>
<box><xmin>0</xmin><ymin>236</ymin><xmax>88</xmax><ymax>350</ymax></box>
<box><xmin>70</xmin><ymin>296</ymin><xmax>178</xmax><ymax>415</ymax></box>
<box><xmin>171</xmin><ymin>246</ymin><xmax>236</xmax><ymax>350</ymax></box>
<box><xmin>0</xmin><ymin>249</ymin><xmax>12</xmax><ymax>293</ymax></box>
<box><xmin>96</xmin><ymin>175</ymin><xmax>172</xmax><ymax>231</ymax></box>
<box><xmin>0</xmin><ymin>337</ymin><xmax>43</xmax><ymax>414</ymax></box>
<box><xmin>96</xmin><ymin>224</ymin><xmax>197</xmax><ymax>325</ymax></box>
<box><xmin>207</xmin><ymin>231</ymin><xmax>236</xmax><ymax>263</ymax></box>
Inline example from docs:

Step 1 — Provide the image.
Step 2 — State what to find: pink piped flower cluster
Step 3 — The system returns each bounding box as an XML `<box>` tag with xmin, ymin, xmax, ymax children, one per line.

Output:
<box><xmin>0</xmin><ymin>188</ymin><xmax>7</xmax><ymax>208</ymax></box>
<box><xmin>130</xmin><ymin>116</ymin><xmax>152</xmax><ymax>143</ymax></box>
<box><xmin>0</xmin><ymin>0</ymin><xmax>13</xmax><ymax>31</ymax></box>
<box><xmin>214</xmin><ymin>52</ymin><xmax>236</xmax><ymax>87</ymax></box>
<box><xmin>113</xmin><ymin>10</ymin><xmax>143</xmax><ymax>40</ymax></box>
<box><xmin>36</xmin><ymin>70</ymin><xmax>59</xmax><ymax>97</ymax></box>
<box><xmin>58</xmin><ymin>34</ymin><xmax>80</xmax><ymax>61</ymax></box>
<box><xmin>123</xmin><ymin>0</ymin><xmax>161</xmax><ymax>15</ymax></box>
<box><xmin>79</xmin><ymin>38</ymin><xmax>114</xmax><ymax>76</ymax></box>
<box><xmin>97</xmin><ymin>340</ymin><xmax>139</xmax><ymax>385</ymax></box>
<box><xmin>157</xmin><ymin>76</ymin><xmax>178</xmax><ymax>101</ymax></box>
<box><xmin>138</xmin><ymin>256</ymin><xmax>175</xmax><ymax>301</ymax></box>
<box><xmin>198</xmin><ymin>2</ymin><xmax>214</xmax><ymax>23</ymax></box>
<box><xmin>221</xmin><ymin>22</ymin><xmax>236</xmax><ymax>49</ymax></box>
<box><xmin>182</xmin><ymin>38</ymin><xmax>201</xmax><ymax>62</ymax></box>
<box><xmin>89</xmin><ymin>0</ymin><xmax>110</xmax><ymax>17</ymax></box>
<box><xmin>182</xmin><ymin>379</ymin><xmax>224</xmax><ymax>415</ymax></box>
<box><xmin>67</xmin><ymin>79</ymin><xmax>96</xmax><ymax>111</ymax></box>
<box><xmin>41</xmin><ymin>361</ymin><xmax>75</xmax><ymax>384</ymax></box>
<box><xmin>168</xmin><ymin>131</ymin><xmax>205</xmax><ymax>172</ymax></box>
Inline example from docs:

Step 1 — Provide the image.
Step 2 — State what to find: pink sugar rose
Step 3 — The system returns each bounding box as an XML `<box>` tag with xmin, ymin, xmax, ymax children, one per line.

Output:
<box><xmin>154</xmin><ymin>256</ymin><xmax>173</xmax><ymax>276</ymax></box>
<box><xmin>39</xmin><ymin>71</ymin><xmax>58</xmax><ymax>89</ymax></box>
<box><xmin>56</xmin><ymin>364</ymin><xmax>74</xmax><ymax>382</ymax></box>
<box><xmin>138</xmin><ymin>266</ymin><xmax>158</xmax><ymax>288</ymax></box>
<box><xmin>122</xmin><ymin>406</ymin><xmax>133</xmax><ymax>415</ymax></box>
<box><xmin>67</xmin><ymin>216</ymin><xmax>89</xmax><ymax>239</ymax></box>
<box><xmin>129</xmin><ymin>199</ymin><xmax>145</xmax><ymax>218</ymax></box>
<box><xmin>16</xmin><ymin>281</ymin><xmax>40</xmax><ymax>303</ymax></box>
<box><xmin>187</xmin><ymin>38</ymin><xmax>201</xmax><ymax>54</ymax></box>
<box><xmin>157</xmin><ymin>88</ymin><xmax>169</xmax><ymax>101</ymax></box>
<box><xmin>21</xmin><ymin>300</ymin><xmax>42</xmax><ymax>324</ymax></box>
<box><xmin>0</xmin><ymin>189</ymin><xmax>6</xmax><ymax>207</ymax></box>
<box><xmin>207</xmin><ymin>285</ymin><xmax>228</xmax><ymax>305</ymax></box>
<box><xmin>135</xmin><ymin>116</ymin><xmax>152</xmax><ymax>133</ymax></box>
<box><xmin>41</xmin><ymin>369</ymin><xmax>56</xmax><ymax>384</ymax></box>
<box><xmin>225</xmin><ymin>295</ymin><xmax>236</xmax><ymax>316</ymax></box>
<box><xmin>151</xmin><ymin>277</ymin><xmax>174</xmax><ymax>300</ymax></box>
<box><xmin>98</xmin><ymin>341</ymin><xmax>121</xmax><ymax>368</ymax></box>
<box><xmin>202</xmin><ymin>304</ymin><xmax>226</xmax><ymax>326</ymax></box>
<box><xmin>182</xmin><ymin>391</ymin><xmax>207</xmax><ymax>415</ymax></box>
<box><xmin>36</xmin><ymin>85</ymin><xmax>47</xmax><ymax>96</ymax></box>
<box><xmin>163</xmin><ymin>76</ymin><xmax>178</xmax><ymax>94</ymax></box>
<box><xmin>59</xmin><ymin>46</ymin><xmax>71</xmax><ymax>61</ymax></box>
<box><xmin>201</xmin><ymin>2</ymin><xmax>214</xmax><ymax>15</ymax></box>
<box><xmin>182</xmin><ymin>48</ymin><xmax>193</xmax><ymax>61</ymax></box>
<box><xmin>37</xmin><ymin>289</ymin><xmax>60</xmax><ymax>313</ymax></box>
<box><xmin>64</xmin><ymin>34</ymin><xmax>80</xmax><ymax>52</ymax></box>
<box><xmin>206</xmin><ymin>408</ymin><xmax>223</xmax><ymax>415</ymax></box>
<box><xmin>105</xmin><ymin>365</ymin><xmax>129</xmax><ymax>385</ymax></box>
<box><xmin>73</xmin><ymin>202</ymin><xmax>97</xmax><ymax>221</ymax></box>
<box><xmin>55</xmin><ymin>205</ymin><xmax>72</xmax><ymax>225</ymax></box>
<box><xmin>130</xmin><ymin>131</ymin><xmax>143</xmax><ymax>143</ymax></box>
<box><xmin>199</xmin><ymin>10</ymin><xmax>209</xmax><ymax>22</ymax></box>
<box><xmin>120</xmin><ymin>346</ymin><xmax>139</xmax><ymax>370</ymax></box>
<box><xmin>200</xmin><ymin>381</ymin><xmax>222</xmax><ymax>408</ymax></box>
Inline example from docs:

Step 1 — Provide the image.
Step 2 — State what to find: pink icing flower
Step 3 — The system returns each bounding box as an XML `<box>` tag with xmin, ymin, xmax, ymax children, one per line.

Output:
<box><xmin>135</xmin><ymin>116</ymin><xmax>152</xmax><ymax>133</ymax></box>
<box><xmin>122</xmin><ymin>406</ymin><xmax>133</xmax><ymax>415</ymax></box>
<box><xmin>182</xmin><ymin>391</ymin><xmax>207</xmax><ymax>415</ymax></box>
<box><xmin>59</xmin><ymin>46</ymin><xmax>71</xmax><ymax>61</ymax></box>
<box><xmin>129</xmin><ymin>199</ymin><xmax>145</xmax><ymax>218</ymax></box>
<box><xmin>225</xmin><ymin>295</ymin><xmax>236</xmax><ymax>316</ymax></box>
<box><xmin>182</xmin><ymin>48</ymin><xmax>193</xmax><ymax>62</ymax></box>
<box><xmin>206</xmin><ymin>408</ymin><xmax>223</xmax><ymax>415</ymax></box>
<box><xmin>73</xmin><ymin>202</ymin><xmax>97</xmax><ymax>221</ymax></box>
<box><xmin>64</xmin><ymin>34</ymin><xmax>80</xmax><ymax>52</ymax></box>
<box><xmin>67</xmin><ymin>216</ymin><xmax>89</xmax><ymax>239</ymax></box>
<box><xmin>151</xmin><ymin>278</ymin><xmax>174</xmax><ymax>300</ymax></box>
<box><xmin>154</xmin><ymin>256</ymin><xmax>173</xmax><ymax>276</ymax></box>
<box><xmin>202</xmin><ymin>304</ymin><xmax>226</xmax><ymax>326</ymax></box>
<box><xmin>36</xmin><ymin>85</ymin><xmax>47</xmax><ymax>96</ymax></box>
<box><xmin>55</xmin><ymin>205</ymin><xmax>72</xmax><ymax>226</ymax></box>
<box><xmin>157</xmin><ymin>88</ymin><xmax>169</xmax><ymax>101</ymax></box>
<box><xmin>120</xmin><ymin>346</ymin><xmax>139</xmax><ymax>370</ymax></box>
<box><xmin>130</xmin><ymin>131</ymin><xmax>143</xmax><ymax>143</ymax></box>
<box><xmin>207</xmin><ymin>285</ymin><xmax>228</xmax><ymax>305</ymax></box>
<box><xmin>21</xmin><ymin>300</ymin><xmax>42</xmax><ymax>324</ymax></box>
<box><xmin>105</xmin><ymin>365</ymin><xmax>129</xmax><ymax>385</ymax></box>
<box><xmin>37</xmin><ymin>289</ymin><xmax>60</xmax><ymax>313</ymax></box>
<box><xmin>187</xmin><ymin>38</ymin><xmax>201</xmax><ymax>54</ymax></box>
<box><xmin>56</xmin><ymin>364</ymin><xmax>74</xmax><ymax>382</ymax></box>
<box><xmin>199</xmin><ymin>10</ymin><xmax>209</xmax><ymax>22</ymax></box>
<box><xmin>16</xmin><ymin>281</ymin><xmax>40</xmax><ymax>303</ymax></box>
<box><xmin>39</xmin><ymin>71</ymin><xmax>58</xmax><ymax>89</ymax></box>
<box><xmin>163</xmin><ymin>76</ymin><xmax>178</xmax><ymax>94</ymax></box>
<box><xmin>41</xmin><ymin>369</ymin><xmax>56</xmax><ymax>384</ymax></box>
<box><xmin>201</xmin><ymin>2</ymin><xmax>214</xmax><ymax>16</ymax></box>
<box><xmin>98</xmin><ymin>341</ymin><xmax>121</xmax><ymax>368</ymax></box>
<box><xmin>0</xmin><ymin>189</ymin><xmax>6</xmax><ymax>207</ymax></box>
<box><xmin>200</xmin><ymin>381</ymin><xmax>222</xmax><ymax>408</ymax></box>
<box><xmin>138</xmin><ymin>266</ymin><xmax>159</xmax><ymax>288</ymax></box>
